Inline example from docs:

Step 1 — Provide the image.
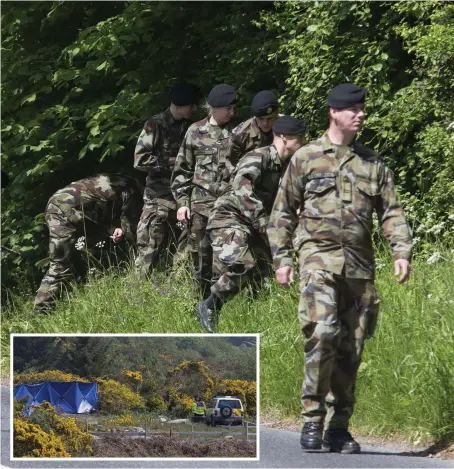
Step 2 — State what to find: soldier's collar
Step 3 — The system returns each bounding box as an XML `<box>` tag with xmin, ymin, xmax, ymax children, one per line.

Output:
<box><xmin>165</xmin><ymin>108</ymin><xmax>185</xmax><ymax>126</ymax></box>
<box><xmin>269</xmin><ymin>144</ymin><xmax>280</xmax><ymax>164</ymax></box>
<box><xmin>251</xmin><ymin>117</ymin><xmax>262</xmax><ymax>137</ymax></box>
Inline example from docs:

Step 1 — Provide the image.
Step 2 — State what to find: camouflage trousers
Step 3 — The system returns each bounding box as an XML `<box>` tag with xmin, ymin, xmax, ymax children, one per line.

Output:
<box><xmin>34</xmin><ymin>204</ymin><xmax>78</xmax><ymax>312</ymax></box>
<box><xmin>209</xmin><ymin>227</ymin><xmax>272</xmax><ymax>302</ymax></box>
<box><xmin>188</xmin><ymin>212</ymin><xmax>213</xmax><ymax>298</ymax></box>
<box><xmin>134</xmin><ymin>202</ymin><xmax>187</xmax><ymax>278</ymax></box>
<box><xmin>298</xmin><ymin>269</ymin><xmax>380</xmax><ymax>430</ymax></box>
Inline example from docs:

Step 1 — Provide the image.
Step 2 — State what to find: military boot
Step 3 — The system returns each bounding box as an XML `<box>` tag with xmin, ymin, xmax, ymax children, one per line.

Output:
<box><xmin>197</xmin><ymin>294</ymin><xmax>222</xmax><ymax>333</ymax></box>
<box><xmin>300</xmin><ymin>422</ymin><xmax>323</xmax><ymax>450</ymax></box>
<box><xmin>322</xmin><ymin>429</ymin><xmax>361</xmax><ymax>454</ymax></box>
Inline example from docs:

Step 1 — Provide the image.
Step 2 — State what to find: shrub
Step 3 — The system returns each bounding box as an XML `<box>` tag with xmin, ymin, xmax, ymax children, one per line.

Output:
<box><xmin>13</xmin><ymin>419</ymin><xmax>70</xmax><ymax>458</ymax></box>
<box><xmin>96</xmin><ymin>378</ymin><xmax>145</xmax><ymax>414</ymax></box>
<box><xmin>27</xmin><ymin>402</ymin><xmax>93</xmax><ymax>456</ymax></box>
<box><xmin>14</xmin><ymin>370</ymin><xmax>89</xmax><ymax>385</ymax></box>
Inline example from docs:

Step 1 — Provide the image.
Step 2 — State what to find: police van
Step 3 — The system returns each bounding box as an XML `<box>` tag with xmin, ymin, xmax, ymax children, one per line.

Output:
<box><xmin>205</xmin><ymin>395</ymin><xmax>244</xmax><ymax>426</ymax></box>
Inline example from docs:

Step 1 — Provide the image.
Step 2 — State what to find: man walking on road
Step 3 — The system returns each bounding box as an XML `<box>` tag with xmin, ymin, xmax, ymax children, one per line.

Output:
<box><xmin>267</xmin><ymin>83</ymin><xmax>413</xmax><ymax>454</ymax></box>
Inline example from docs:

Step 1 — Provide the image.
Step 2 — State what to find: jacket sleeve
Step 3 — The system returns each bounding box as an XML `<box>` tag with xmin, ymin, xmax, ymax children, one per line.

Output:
<box><xmin>376</xmin><ymin>163</ymin><xmax>413</xmax><ymax>262</ymax></box>
<box><xmin>133</xmin><ymin>119</ymin><xmax>163</xmax><ymax>172</ymax></box>
<box><xmin>171</xmin><ymin>128</ymin><xmax>194</xmax><ymax>209</ymax></box>
<box><xmin>232</xmin><ymin>152</ymin><xmax>267</xmax><ymax>230</ymax></box>
<box><xmin>267</xmin><ymin>153</ymin><xmax>304</xmax><ymax>270</ymax></box>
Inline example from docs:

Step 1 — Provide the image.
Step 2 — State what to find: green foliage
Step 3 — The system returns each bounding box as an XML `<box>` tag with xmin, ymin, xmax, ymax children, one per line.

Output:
<box><xmin>257</xmin><ymin>0</ymin><xmax>454</xmax><ymax>243</ymax></box>
<box><xmin>1</xmin><ymin>1</ymin><xmax>281</xmax><ymax>292</ymax></box>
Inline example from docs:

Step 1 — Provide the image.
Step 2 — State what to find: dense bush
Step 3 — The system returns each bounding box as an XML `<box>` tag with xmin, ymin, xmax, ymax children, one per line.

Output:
<box><xmin>2</xmin><ymin>1</ymin><xmax>453</xmax><ymax>295</ymax></box>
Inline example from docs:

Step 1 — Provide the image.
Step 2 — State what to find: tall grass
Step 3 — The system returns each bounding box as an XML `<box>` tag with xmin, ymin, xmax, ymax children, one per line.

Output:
<box><xmin>2</xmin><ymin>247</ymin><xmax>454</xmax><ymax>443</ymax></box>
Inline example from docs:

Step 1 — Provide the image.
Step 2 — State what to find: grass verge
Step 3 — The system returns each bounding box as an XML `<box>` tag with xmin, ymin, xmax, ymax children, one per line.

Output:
<box><xmin>2</xmin><ymin>247</ymin><xmax>454</xmax><ymax>445</ymax></box>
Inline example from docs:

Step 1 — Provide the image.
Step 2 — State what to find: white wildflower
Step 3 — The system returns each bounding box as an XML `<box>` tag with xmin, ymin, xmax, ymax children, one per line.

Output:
<box><xmin>88</xmin><ymin>267</ymin><xmax>97</xmax><ymax>275</ymax></box>
<box><xmin>176</xmin><ymin>221</ymin><xmax>185</xmax><ymax>230</ymax></box>
<box><xmin>375</xmin><ymin>262</ymin><xmax>386</xmax><ymax>270</ymax></box>
<box><xmin>412</xmin><ymin>237</ymin><xmax>420</xmax><ymax>247</ymax></box>
<box><xmin>95</xmin><ymin>241</ymin><xmax>106</xmax><ymax>248</ymax></box>
<box><xmin>75</xmin><ymin>236</ymin><xmax>86</xmax><ymax>251</ymax></box>
<box><xmin>427</xmin><ymin>252</ymin><xmax>441</xmax><ymax>264</ymax></box>
<box><xmin>426</xmin><ymin>222</ymin><xmax>445</xmax><ymax>235</ymax></box>
<box><xmin>427</xmin><ymin>293</ymin><xmax>432</xmax><ymax>299</ymax></box>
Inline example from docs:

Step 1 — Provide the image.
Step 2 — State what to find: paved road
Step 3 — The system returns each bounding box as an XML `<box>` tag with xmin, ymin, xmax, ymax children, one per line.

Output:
<box><xmin>2</xmin><ymin>387</ymin><xmax>452</xmax><ymax>468</ymax></box>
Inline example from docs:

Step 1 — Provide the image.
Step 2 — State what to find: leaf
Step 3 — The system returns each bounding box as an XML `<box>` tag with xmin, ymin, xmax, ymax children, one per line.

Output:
<box><xmin>372</xmin><ymin>63</ymin><xmax>383</xmax><ymax>71</ymax></box>
<box><xmin>96</xmin><ymin>60</ymin><xmax>108</xmax><ymax>71</ymax></box>
<box><xmin>307</xmin><ymin>24</ymin><xmax>318</xmax><ymax>32</ymax></box>
<box><xmin>21</xmin><ymin>94</ymin><xmax>36</xmax><ymax>105</ymax></box>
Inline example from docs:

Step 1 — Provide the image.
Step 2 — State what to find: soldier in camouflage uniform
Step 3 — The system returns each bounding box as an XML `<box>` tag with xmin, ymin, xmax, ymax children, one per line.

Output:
<box><xmin>267</xmin><ymin>84</ymin><xmax>413</xmax><ymax>454</ymax></box>
<box><xmin>229</xmin><ymin>90</ymin><xmax>279</xmax><ymax>163</ymax></box>
<box><xmin>198</xmin><ymin>116</ymin><xmax>308</xmax><ymax>332</ymax></box>
<box><xmin>134</xmin><ymin>82</ymin><xmax>200</xmax><ymax>278</ymax></box>
<box><xmin>171</xmin><ymin>84</ymin><xmax>238</xmax><ymax>297</ymax></box>
<box><xmin>34</xmin><ymin>174</ymin><xmax>142</xmax><ymax>312</ymax></box>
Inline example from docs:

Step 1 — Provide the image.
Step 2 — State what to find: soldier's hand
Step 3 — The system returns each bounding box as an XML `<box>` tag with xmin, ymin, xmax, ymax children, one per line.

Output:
<box><xmin>177</xmin><ymin>207</ymin><xmax>190</xmax><ymax>224</ymax></box>
<box><xmin>110</xmin><ymin>228</ymin><xmax>124</xmax><ymax>243</ymax></box>
<box><xmin>394</xmin><ymin>259</ymin><xmax>410</xmax><ymax>284</ymax></box>
<box><xmin>276</xmin><ymin>266</ymin><xmax>294</xmax><ymax>289</ymax></box>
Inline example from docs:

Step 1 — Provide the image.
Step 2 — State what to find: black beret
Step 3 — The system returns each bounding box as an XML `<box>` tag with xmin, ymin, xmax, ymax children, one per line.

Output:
<box><xmin>207</xmin><ymin>84</ymin><xmax>236</xmax><ymax>107</ymax></box>
<box><xmin>169</xmin><ymin>82</ymin><xmax>201</xmax><ymax>106</ymax></box>
<box><xmin>272</xmin><ymin>116</ymin><xmax>308</xmax><ymax>134</ymax></box>
<box><xmin>327</xmin><ymin>83</ymin><xmax>366</xmax><ymax>109</ymax></box>
<box><xmin>251</xmin><ymin>90</ymin><xmax>279</xmax><ymax>117</ymax></box>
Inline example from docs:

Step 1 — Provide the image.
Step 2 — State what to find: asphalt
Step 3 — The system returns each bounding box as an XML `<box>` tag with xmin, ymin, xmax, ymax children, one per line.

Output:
<box><xmin>2</xmin><ymin>387</ymin><xmax>452</xmax><ymax>468</ymax></box>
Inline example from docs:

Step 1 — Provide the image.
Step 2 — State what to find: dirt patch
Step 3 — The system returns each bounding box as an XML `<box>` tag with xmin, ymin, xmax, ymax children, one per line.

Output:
<box><xmin>92</xmin><ymin>434</ymin><xmax>257</xmax><ymax>458</ymax></box>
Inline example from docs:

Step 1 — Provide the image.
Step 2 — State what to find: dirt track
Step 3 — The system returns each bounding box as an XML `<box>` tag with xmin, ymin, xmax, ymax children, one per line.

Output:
<box><xmin>91</xmin><ymin>434</ymin><xmax>257</xmax><ymax>457</ymax></box>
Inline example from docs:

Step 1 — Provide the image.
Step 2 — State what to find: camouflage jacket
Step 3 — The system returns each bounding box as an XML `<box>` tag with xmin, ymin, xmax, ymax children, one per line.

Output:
<box><xmin>230</xmin><ymin>117</ymin><xmax>274</xmax><ymax>164</ymax></box>
<box><xmin>267</xmin><ymin>133</ymin><xmax>413</xmax><ymax>279</ymax></box>
<box><xmin>47</xmin><ymin>174</ymin><xmax>141</xmax><ymax>237</ymax></box>
<box><xmin>171</xmin><ymin>117</ymin><xmax>235</xmax><ymax>217</ymax></box>
<box><xmin>134</xmin><ymin>108</ymin><xmax>190</xmax><ymax>209</ymax></box>
<box><xmin>207</xmin><ymin>144</ymin><xmax>287</xmax><ymax>234</ymax></box>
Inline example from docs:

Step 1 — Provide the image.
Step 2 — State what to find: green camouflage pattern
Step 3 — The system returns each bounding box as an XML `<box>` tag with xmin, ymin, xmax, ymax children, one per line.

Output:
<box><xmin>134</xmin><ymin>108</ymin><xmax>190</xmax><ymax>207</ymax></box>
<box><xmin>230</xmin><ymin>117</ymin><xmax>274</xmax><ymax>164</ymax></box>
<box><xmin>134</xmin><ymin>203</ymin><xmax>184</xmax><ymax>277</ymax></box>
<box><xmin>171</xmin><ymin>117</ymin><xmax>235</xmax><ymax>216</ymax></box>
<box><xmin>171</xmin><ymin>117</ymin><xmax>235</xmax><ymax>295</ymax></box>
<box><xmin>34</xmin><ymin>174</ymin><xmax>140</xmax><ymax>312</ymax></box>
<box><xmin>210</xmin><ymin>228</ymin><xmax>271</xmax><ymax>301</ymax></box>
<box><xmin>267</xmin><ymin>133</ymin><xmax>413</xmax><ymax>279</ymax></box>
<box><xmin>298</xmin><ymin>270</ymin><xmax>379</xmax><ymax>429</ymax></box>
<box><xmin>207</xmin><ymin>144</ymin><xmax>286</xmax><ymax>301</ymax></box>
<box><xmin>134</xmin><ymin>108</ymin><xmax>190</xmax><ymax>276</ymax></box>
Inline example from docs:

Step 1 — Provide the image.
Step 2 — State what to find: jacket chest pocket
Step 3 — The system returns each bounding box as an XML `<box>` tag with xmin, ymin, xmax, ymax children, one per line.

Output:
<box><xmin>355</xmin><ymin>178</ymin><xmax>380</xmax><ymax>215</ymax></box>
<box><xmin>304</xmin><ymin>177</ymin><xmax>337</xmax><ymax>216</ymax></box>
<box><xmin>195</xmin><ymin>151</ymin><xmax>216</xmax><ymax>182</ymax></box>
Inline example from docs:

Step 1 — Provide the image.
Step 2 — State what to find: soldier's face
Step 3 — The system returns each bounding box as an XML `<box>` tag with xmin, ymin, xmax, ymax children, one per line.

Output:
<box><xmin>256</xmin><ymin>112</ymin><xmax>278</xmax><ymax>133</ymax></box>
<box><xmin>281</xmin><ymin>134</ymin><xmax>306</xmax><ymax>159</ymax></box>
<box><xmin>178</xmin><ymin>104</ymin><xmax>197</xmax><ymax>119</ymax></box>
<box><xmin>212</xmin><ymin>105</ymin><xmax>235</xmax><ymax>125</ymax></box>
<box><xmin>331</xmin><ymin>104</ymin><xmax>365</xmax><ymax>132</ymax></box>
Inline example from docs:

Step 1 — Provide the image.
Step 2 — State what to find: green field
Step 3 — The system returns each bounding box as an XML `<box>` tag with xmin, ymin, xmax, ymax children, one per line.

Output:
<box><xmin>3</xmin><ymin>246</ymin><xmax>454</xmax><ymax>445</ymax></box>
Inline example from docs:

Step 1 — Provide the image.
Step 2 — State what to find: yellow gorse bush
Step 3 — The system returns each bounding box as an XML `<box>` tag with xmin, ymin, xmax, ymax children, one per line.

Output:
<box><xmin>106</xmin><ymin>414</ymin><xmax>134</xmax><ymax>427</ymax></box>
<box><xmin>13</xmin><ymin>419</ymin><xmax>70</xmax><ymax>458</ymax></box>
<box><xmin>14</xmin><ymin>370</ymin><xmax>89</xmax><ymax>386</ymax></box>
<box><xmin>216</xmin><ymin>379</ymin><xmax>257</xmax><ymax>415</ymax></box>
<box><xmin>96</xmin><ymin>378</ymin><xmax>145</xmax><ymax>414</ymax></box>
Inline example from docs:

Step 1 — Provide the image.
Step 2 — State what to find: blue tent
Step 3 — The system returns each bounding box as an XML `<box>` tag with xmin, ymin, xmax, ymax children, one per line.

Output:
<box><xmin>13</xmin><ymin>382</ymin><xmax>98</xmax><ymax>415</ymax></box>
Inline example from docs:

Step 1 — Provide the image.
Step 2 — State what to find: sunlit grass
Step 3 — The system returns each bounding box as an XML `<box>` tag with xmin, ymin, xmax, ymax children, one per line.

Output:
<box><xmin>2</xmin><ymin>246</ymin><xmax>454</xmax><ymax>443</ymax></box>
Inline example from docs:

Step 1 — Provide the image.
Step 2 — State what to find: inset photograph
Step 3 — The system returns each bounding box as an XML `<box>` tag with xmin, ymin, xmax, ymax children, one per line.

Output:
<box><xmin>11</xmin><ymin>334</ymin><xmax>258</xmax><ymax>460</ymax></box>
